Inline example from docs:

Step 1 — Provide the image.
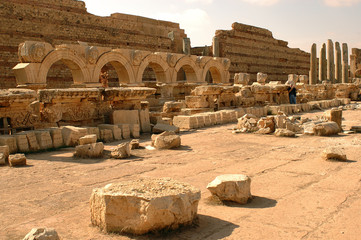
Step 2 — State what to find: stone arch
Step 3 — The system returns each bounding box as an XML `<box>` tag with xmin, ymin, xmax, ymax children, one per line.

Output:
<box><xmin>173</xmin><ymin>56</ymin><xmax>201</xmax><ymax>83</ymax></box>
<box><xmin>137</xmin><ymin>54</ymin><xmax>170</xmax><ymax>83</ymax></box>
<box><xmin>202</xmin><ymin>59</ymin><xmax>228</xmax><ymax>84</ymax></box>
<box><xmin>93</xmin><ymin>51</ymin><xmax>136</xmax><ymax>84</ymax></box>
<box><xmin>39</xmin><ymin>50</ymin><xmax>90</xmax><ymax>85</ymax></box>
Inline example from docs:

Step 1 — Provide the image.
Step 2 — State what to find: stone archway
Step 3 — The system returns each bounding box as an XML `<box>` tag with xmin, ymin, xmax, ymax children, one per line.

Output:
<box><xmin>174</xmin><ymin>56</ymin><xmax>201</xmax><ymax>83</ymax></box>
<box><xmin>93</xmin><ymin>51</ymin><xmax>136</xmax><ymax>85</ymax></box>
<box><xmin>39</xmin><ymin>50</ymin><xmax>90</xmax><ymax>86</ymax></box>
<box><xmin>137</xmin><ymin>54</ymin><xmax>170</xmax><ymax>83</ymax></box>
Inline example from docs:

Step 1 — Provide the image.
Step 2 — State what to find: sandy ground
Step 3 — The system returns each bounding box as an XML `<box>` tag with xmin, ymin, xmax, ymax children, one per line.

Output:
<box><xmin>1</xmin><ymin>109</ymin><xmax>361</xmax><ymax>240</ymax></box>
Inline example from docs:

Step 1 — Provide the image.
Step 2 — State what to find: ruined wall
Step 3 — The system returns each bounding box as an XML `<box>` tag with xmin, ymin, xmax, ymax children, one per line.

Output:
<box><xmin>0</xmin><ymin>0</ymin><xmax>187</xmax><ymax>88</ymax></box>
<box><xmin>350</xmin><ymin>48</ymin><xmax>361</xmax><ymax>78</ymax></box>
<box><xmin>214</xmin><ymin>23</ymin><xmax>310</xmax><ymax>83</ymax></box>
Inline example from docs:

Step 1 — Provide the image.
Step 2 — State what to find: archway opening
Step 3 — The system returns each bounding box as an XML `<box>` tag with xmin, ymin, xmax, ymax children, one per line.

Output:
<box><xmin>46</xmin><ymin>60</ymin><xmax>74</xmax><ymax>88</ymax></box>
<box><xmin>99</xmin><ymin>61</ymin><xmax>131</xmax><ymax>87</ymax></box>
<box><xmin>205</xmin><ymin>66</ymin><xmax>222</xmax><ymax>84</ymax></box>
<box><xmin>142</xmin><ymin>63</ymin><xmax>167</xmax><ymax>84</ymax></box>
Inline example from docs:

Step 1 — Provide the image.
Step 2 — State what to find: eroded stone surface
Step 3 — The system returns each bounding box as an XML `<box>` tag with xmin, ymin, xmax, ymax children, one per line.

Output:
<box><xmin>9</xmin><ymin>154</ymin><xmax>27</xmax><ymax>167</ymax></box>
<box><xmin>110</xmin><ymin>142</ymin><xmax>131</xmax><ymax>159</ymax></box>
<box><xmin>207</xmin><ymin>174</ymin><xmax>252</xmax><ymax>204</ymax></box>
<box><xmin>74</xmin><ymin>142</ymin><xmax>104</xmax><ymax>158</ymax></box>
<box><xmin>323</xmin><ymin>147</ymin><xmax>347</xmax><ymax>161</ymax></box>
<box><xmin>23</xmin><ymin>228</ymin><xmax>60</xmax><ymax>240</ymax></box>
<box><xmin>90</xmin><ymin>178</ymin><xmax>201</xmax><ymax>235</ymax></box>
<box><xmin>153</xmin><ymin>131</ymin><xmax>181</xmax><ymax>149</ymax></box>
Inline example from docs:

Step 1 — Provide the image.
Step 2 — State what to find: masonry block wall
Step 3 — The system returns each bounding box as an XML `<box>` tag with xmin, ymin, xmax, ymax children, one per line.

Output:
<box><xmin>0</xmin><ymin>0</ymin><xmax>187</xmax><ymax>88</ymax></box>
<box><xmin>215</xmin><ymin>22</ymin><xmax>310</xmax><ymax>83</ymax></box>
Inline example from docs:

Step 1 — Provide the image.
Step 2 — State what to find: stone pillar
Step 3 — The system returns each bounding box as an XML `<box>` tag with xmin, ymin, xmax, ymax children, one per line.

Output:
<box><xmin>327</xmin><ymin>39</ymin><xmax>335</xmax><ymax>83</ymax></box>
<box><xmin>342</xmin><ymin>43</ymin><xmax>349</xmax><ymax>83</ymax></box>
<box><xmin>319</xmin><ymin>43</ymin><xmax>327</xmax><ymax>81</ymax></box>
<box><xmin>310</xmin><ymin>43</ymin><xmax>317</xmax><ymax>85</ymax></box>
<box><xmin>183</xmin><ymin>38</ymin><xmax>191</xmax><ymax>55</ymax></box>
<box><xmin>335</xmin><ymin>42</ymin><xmax>342</xmax><ymax>83</ymax></box>
<box><xmin>213</xmin><ymin>36</ymin><xmax>219</xmax><ymax>57</ymax></box>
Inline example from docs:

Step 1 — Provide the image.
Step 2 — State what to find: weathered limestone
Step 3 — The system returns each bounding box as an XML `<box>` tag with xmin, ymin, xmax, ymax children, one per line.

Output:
<box><xmin>327</xmin><ymin>39</ymin><xmax>335</xmax><ymax>83</ymax></box>
<box><xmin>213</xmin><ymin>36</ymin><xmax>220</xmax><ymax>57</ymax></box>
<box><xmin>207</xmin><ymin>174</ymin><xmax>252</xmax><ymax>204</ymax></box>
<box><xmin>152</xmin><ymin>123</ymin><xmax>180</xmax><ymax>134</ymax></box>
<box><xmin>110</xmin><ymin>142</ymin><xmax>131</xmax><ymax>159</ymax></box>
<box><xmin>314</xmin><ymin>122</ymin><xmax>341</xmax><ymax>136</ymax></box>
<box><xmin>319</xmin><ymin>43</ymin><xmax>327</xmax><ymax>81</ymax></box>
<box><xmin>130</xmin><ymin>139</ymin><xmax>140</xmax><ymax>150</ymax></box>
<box><xmin>323</xmin><ymin>147</ymin><xmax>347</xmax><ymax>161</ymax></box>
<box><xmin>130</xmin><ymin>124</ymin><xmax>140</xmax><ymax>138</ymax></box>
<box><xmin>18</xmin><ymin>131</ymin><xmax>40</xmax><ymax>152</ymax></box>
<box><xmin>118</xmin><ymin>124</ymin><xmax>131</xmax><ymax>139</ymax></box>
<box><xmin>74</xmin><ymin>142</ymin><xmax>104</xmax><ymax>158</ymax></box>
<box><xmin>14</xmin><ymin>134</ymin><xmax>30</xmax><ymax>153</ymax></box>
<box><xmin>236</xmin><ymin>114</ymin><xmax>259</xmax><ymax>133</ymax></box>
<box><xmin>23</xmin><ymin>228</ymin><xmax>60</xmax><ymax>240</ymax></box>
<box><xmin>173</xmin><ymin>116</ymin><xmax>198</xmax><ymax>130</ymax></box>
<box><xmin>48</xmin><ymin>128</ymin><xmax>64</xmax><ymax>148</ymax></box>
<box><xmin>99</xmin><ymin>129</ymin><xmax>113</xmax><ymax>143</ymax></box>
<box><xmin>324</xmin><ymin>108</ymin><xmax>342</xmax><ymax>128</ymax></box>
<box><xmin>61</xmin><ymin>126</ymin><xmax>88</xmax><ymax>147</ymax></box>
<box><xmin>335</xmin><ymin>42</ymin><xmax>342</xmax><ymax>83</ymax></box>
<box><xmin>0</xmin><ymin>146</ymin><xmax>9</xmax><ymax>165</ymax></box>
<box><xmin>79</xmin><ymin>135</ymin><xmax>97</xmax><ymax>145</ymax></box>
<box><xmin>111</xmin><ymin>110</ymin><xmax>140</xmax><ymax>126</ymax></box>
<box><xmin>310</xmin><ymin>43</ymin><xmax>317</xmax><ymax>85</ymax></box>
<box><xmin>139</xmin><ymin>109</ymin><xmax>151</xmax><ymax>133</ymax></box>
<box><xmin>86</xmin><ymin>127</ymin><xmax>100</xmax><ymax>140</ymax></box>
<box><xmin>90</xmin><ymin>178</ymin><xmax>201</xmax><ymax>234</ymax></box>
<box><xmin>9</xmin><ymin>153</ymin><xmax>27</xmax><ymax>167</ymax></box>
<box><xmin>274</xmin><ymin>129</ymin><xmax>296</xmax><ymax>137</ymax></box>
<box><xmin>342</xmin><ymin>43</ymin><xmax>349</xmax><ymax>83</ymax></box>
<box><xmin>98</xmin><ymin>124</ymin><xmax>122</xmax><ymax>141</ymax></box>
<box><xmin>153</xmin><ymin>131</ymin><xmax>181</xmax><ymax>149</ymax></box>
<box><xmin>0</xmin><ymin>136</ymin><xmax>17</xmax><ymax>154</ymax></box>
<box><xmin>257</xmin><ymin>73</ymin><xmax>267</xmax><ymax>84</ymax></box>
<box><xmin>183</xmin><ymin>38</ymin><xmax>191</xmax><ymax>55</ymax></box>
<box><xmin>34</xmin><ymin>130</ymin><xmax>53</xmax><ymax>150</ymax></box>
<box><xmin>234</xmin><ymin>73</ymin><xmax>250</xmax><ymax>85</ymax></box>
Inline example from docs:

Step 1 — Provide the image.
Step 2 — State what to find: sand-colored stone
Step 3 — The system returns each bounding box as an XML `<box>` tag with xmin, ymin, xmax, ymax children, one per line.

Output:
<box><xmin>61</xmin><ymin>126</ymin><xmax>88</xmax><ymax>147</ymax></box>
<box><xmin>79</xmin><ymin>135</ymin><xmax>97</xmax><ymax>145</ymax></box>
<box><xmin>153</xmin><ymin>131</ymin><xmax>181</xmax><ymax>149</ymax></box>
<box><xmin>23</xmin><ymin>228</ymin><xmax>60</xmax><ymax>240</ymax></box>
<box><xmin>74</xmin><ymin>142</ymin><xmax>104</xmax><ymax>158</ymax></box>
<box><xmin>9</xmin><ymin>154</ymin><xmax>27</xmax><ymax>167</ymax></box>
<box><xmin>152</xmin><ymin>123</ymin><xmax>180</xmax><ymax>134</ymax></box>
<box><xmin>322</xmin><ymin>147</ymin><xmax>347</xmax><ymax>161</ymax></box>
<box><xmin>110</xmin><ymin>143</ymin><xmax>131</xmax><ymax>159</ymax></box>
<box><xmin>90</xmin><ymin>178</ymin><xmax>201</xmax><ymax>234</ymax></box>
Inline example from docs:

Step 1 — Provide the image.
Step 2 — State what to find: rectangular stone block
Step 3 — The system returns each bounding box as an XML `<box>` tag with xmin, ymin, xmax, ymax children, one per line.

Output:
<box><xmin>194</xmin><ymin>115</ymin><xmax>205</xmax><ymax>128</ymax></box>
<box><xmin>14</xmin><ymin>134</ymin><xmax>29</xmax><ymax>153</ymax></box>
<box><xmin>130</xmin><ymin>124</ymin><xmax>140</xmax><ymax>138</ymax></box>
<box><xmin>18</xmin><ymin>131</ymin><xmax>40</xmax><ymax>152</ymax></box>
<box><xmin>118</xmin><ymin>124</ymin><xmax>131</xmax><ymax>139</ymax></box>
<box><xmin>100</xmin><ymin>129</ymin><xmax>113</xmax><ymax>143</ymax></box>
<box><xmin>34</xmin><ymin>130</ymin><xmax>53</xmax><ymax>150</ymax></box>
<box><xmin>208</xmin><ymin>113</ymin><xmax>217</xmax><ymax>125</ymax></box>
<box><xmin>86</xmin><ymin>127</ymin><xmax>100</xmax><ymax>140</ymax></box>
<box><xmin>48</xmin><ymin>128</ymin><xmax>64</xmax><ymax>148</ymax></box>
<box><xmin>139</xmin><ymin>109</ymin><xmax>151</xmax><ymax>133</ymax></box>
<box><xmin>200</xmin><ymin>114</ymin><xmax>212</xmax><ymax>127</ymax></box>
<box><xmin>214</xmin><ymin>112</ymin><xmax>222</xmax><ymax>125</ymax></box>
<box><xmin>0</xmin><ymin>145</ymin><xmax>9</xmax><ymax>165</ymax></box>
<box><xmin>111</xmin><ymin>110</ymin><xmax>140</xmax><ymax>125</ymax></box>
<box><xmin>98</xmin><ymin>124</ymin><xmax>122</xmax><ymax>141</ymax></box>
<box><xmin>219</xmin><ymin>111</ymin><xmax>230</xmax><ymax>124</ymax></box>
<box><xmin>173</xmin><ymin>116</ymin><xmax>198</xmax><ymax>130</ymax></box>
<box><xmin>61</xmin><ymin>126</ymin><xmax>88</xmax><ymax>147</ymax></box>
<box><xmin>0</xmin><ymin>136</ymin><xmax>17</xmax><ymax>154</ymax></box>
<box><xmin>79</xmin><ymin>134</ymin><xmax>97</xmax><ymax>145</ymax></box>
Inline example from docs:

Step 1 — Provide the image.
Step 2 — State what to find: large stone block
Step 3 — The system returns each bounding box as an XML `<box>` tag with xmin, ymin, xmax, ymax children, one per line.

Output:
<box><xmin>100</xmin><ymin>129</ymin><xmax>113</xmax><ymax>143</ymax></box>
<box><xmin>86</xmin><ymin>127</ymin><xmax>100</xmax><ymax>140</ymax></box>
<box><xmin>111</xmin><ymin>110</ymin><xmax>140</xmax><ymax>125</ymax></box>
<box><xmin>48</xmin><ymin>128</ymin><xmax>64</xmax><ymax>148</ymax></box>
<box><xmin>14</xmin><ymin>134</ymin><xmax>29</xmax><ymax>153</ymax></box>
<box><xmin>74</xmin><ymin>142</ymin><xmax>104</xmax><ymax>158</ymax></box>
<box><xmin>207</xmin><ymin>174</ymin><xmax>252</xmax><ymax>204</ymax></box>
<box><xmin>314</xmin><ymin>122</ymin><xmax>341</xmax><ymax>136</ymax></box>
<box><xmin>324</xmin><ymin>108</ymin><xmax>342</xmax><ymax>128</ymax></box>
<box><xmin>139</xmin><ymin>109</ymin><xmax>151</xmax><ymax>133</ymax></box>
<box><xmin>23</xmin><ymin>228</ymin><xmax>60</xmax><ymax>240</ymax></box>
<box><xmin>9</xmin><ymin>153</ymin><xmax>27</xmax><ymax>167</ymax></box>
<box><xmin>34</xmin><ymin>130</ymin><xmax>53</xmax><ymax>150</ymax></box>
<box><xmin>110</xmin><ymin>142</ymin><xmax>131</xmax><ymax>159</ymax></box>
<box><xmin>130</xmin><ymin>124</ymin><xmax>140</xmax><ymax>138</ymax></box>
<box><xmin>61</xmin><ymin>126</ymin><xmax>88</xmax><ymax>147</ymax></box>
<box><xmin>79</xmin><ymin>134</ymin><xmax>97</xmax><ymax>145</ymax></box>
<box><xmin>118</xmin><ymin>124</ymin><xmax>131</xmax><ymax>139</ymax></box>
<box><xmin>152</xmin><ymin>123</ymin><xmax>180</xmax><ymax>134</ymax></box>
<box><xmin>153</xmin><ymin>131</ymin><xmax>181</xmax><ymax>149</ymax></box>
<box><xmin>90</xmin><ymin>178</ymin><xmax>201</xmax><ymax>235</ymax></box>
<box><xmin>323</xmin><ymin>147</ymin><xmax>347</xmax><ymax>161</ymax></box>
<box><xmin>173</xmin><ymin>116</ymin><xmax>198</xmax><ymax>130</ymax></box>
<box><xmin>0</xmin><ymin>146</ymin><xmax>9</xmax><ymax>165</ymax></box>
<box><xmin>18</xmin><ymin>131</ymin><xmax>40</xmax><ymax>152</ymax></box>
<box><xmin>98</xmin><ymin>124</ymin><xmax>122</xmax><ymax>141</ymax></box>
<box><xmin>0</xmin><ymin>136</ymin><xmax>17</xmax><ymax>154</ymax></box>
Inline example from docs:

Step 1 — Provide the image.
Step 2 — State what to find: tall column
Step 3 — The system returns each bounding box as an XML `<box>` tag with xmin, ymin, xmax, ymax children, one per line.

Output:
<box><xmin>183</xmin><ymin>38</ymin><xmax>191</xmax><ymax>55</ymax></box>
<box><xmin>213</xmin><ymin>36</ymin><xmax>219</xmax><ymax>57</ymax></box>
<box><xmin>342</xmin><ymin>43</ymin><xmax>349</xmax><ymax>83</ymax></box>
<box><xmin>327</xmin><ymin>39</ymin><xmax>335</xmax><ymax>83</ymax></box>
<box><xmin>335</xmin><ymin>42</ymin><xmax>342</xmax><ymax>83</ymax></box>
<box><xmin>319</xmin><ymin>43</ymin><xmax>327</xmax><ymax>81</ymax></box>
<box><xmin>310</xmin><ymin>43</ymin><xmax>317</xmax><ymax>85</ymax></box>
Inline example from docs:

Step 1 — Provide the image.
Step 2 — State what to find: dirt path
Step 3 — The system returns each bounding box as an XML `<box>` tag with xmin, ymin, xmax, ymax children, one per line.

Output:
<box><xmin>1</xmin><ymin>110</ymin><xmax>361</xmax><ymax>240</ymax></box>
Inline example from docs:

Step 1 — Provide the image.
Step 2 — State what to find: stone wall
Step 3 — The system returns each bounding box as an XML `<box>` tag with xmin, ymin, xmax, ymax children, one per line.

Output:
<box><xmin>351</xmin><ymin>48</ymin><xmax>361</xmax><ymax>78</ymax></box>
<box><xmin>213</xmin><ymin>23</ymin><xmax>310</xmax><ymax>83</ymax></box>
<box><xmin>0</xmin><ymin>0</ymin><xmax>187</xmax><ymax>88</ymax></box>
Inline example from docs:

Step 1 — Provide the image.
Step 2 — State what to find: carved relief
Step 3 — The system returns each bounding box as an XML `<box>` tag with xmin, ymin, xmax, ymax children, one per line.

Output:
<box><xmin>85</xmin><ymin>46</ymin><xmax>99</xmax><ymax>64</ymax></box>
<box><xmin>131</xmin><ymin>50</ymin><xmax>144</xmax><ymax>65</ymax></box>
<box><xmin>41</xmin><ymin>105</ymin><xmax>63</xmax><ymax>123</ymax></box>
<box><xmin>167</xmin><ymin>54</ymin><xmax>177</xmax><ymax>68</ymax></box>
<box><xmin>19</xmin><ymin>41</ymin><xmax>53</xmax><ymax>63</ymax></box>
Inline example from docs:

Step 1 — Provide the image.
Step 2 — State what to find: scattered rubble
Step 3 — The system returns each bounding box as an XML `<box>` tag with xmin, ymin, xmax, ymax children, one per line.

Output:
<box><xmin>23</xmin><ymin>228</ymin><xmax>60</xmax><ymax>240</ymax></box>
<box><xmin>110</xmin><ymin>142</ymin><xmax>131</xmax><ymax>159</ymax></box>
<box><xmin>323</xmin><ymin>147</ymin><xmax>347</xmax><ymax>161</ymax></box>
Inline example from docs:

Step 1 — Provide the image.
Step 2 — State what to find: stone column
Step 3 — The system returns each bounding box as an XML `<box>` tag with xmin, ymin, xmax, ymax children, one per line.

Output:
<box><xmin>327</xmin><ymin>39</ymin><xmax>335</xmax><ymax>83</ymax></box>
<box><xmin>342</xmin><ymin>43</ymin><xmax>349</xmax><ymax>83</ymax></box>
<box><xmin>183</xmin><ymin>38</ymin><xmax>191</xmax><ymax>55</ymax></box>
<box><xmin>335</xmin><ymin>42</ymin><xmax>342</xmax><ymax>83</ymax></box>
<box><xmin>213</xmin><ymin>36</ymin><xmax>220</xmax><ymax>57</ymax></box>
<box><xmin>319</xmin><ymin>43</ymin><xmax>327</xmax><ymax>81</ymax></box>
<box><xmin>310</xmin><ymin>43</ymin><xmax>317</xmax><ymax>85</ymax></box>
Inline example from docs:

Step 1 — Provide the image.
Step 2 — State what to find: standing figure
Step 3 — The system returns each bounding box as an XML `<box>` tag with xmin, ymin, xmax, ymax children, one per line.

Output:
<box><xmin>286</xmin><ymin>79</ymin><xmax>297</xmax><ymax>104</ymax></box>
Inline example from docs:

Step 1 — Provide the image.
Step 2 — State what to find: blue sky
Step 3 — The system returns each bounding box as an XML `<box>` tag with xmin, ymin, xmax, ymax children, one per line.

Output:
<box><xmin>84</xmin><ymin>0</ymin><xmax>361</xmax><ymax>53</ymax></box>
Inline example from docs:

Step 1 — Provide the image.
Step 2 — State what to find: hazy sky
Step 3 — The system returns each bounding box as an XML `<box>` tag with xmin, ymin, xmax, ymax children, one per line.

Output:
<box><xmin>84</xmin><ymin>0</ymin><xmax>361</xmax><ymax>54</ymax></box>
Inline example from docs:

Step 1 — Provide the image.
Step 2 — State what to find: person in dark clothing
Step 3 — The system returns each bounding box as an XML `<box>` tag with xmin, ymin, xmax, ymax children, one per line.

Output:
<box><xmin>286</xmin><ymin>79</ymin><xmax>297</xmax><ymax>104</ymax></box>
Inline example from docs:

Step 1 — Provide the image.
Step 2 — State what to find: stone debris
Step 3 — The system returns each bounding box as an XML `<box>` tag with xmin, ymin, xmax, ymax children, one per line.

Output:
<box><xmin>0</xmin><ymin>153</ymin><xmax>6</xmax><ymax>165</ymax></box>
<box><xmin>79</xmin><ymin>134</ymin><xmax>97</xmax><ymax>145</ymax></box>
<box><xmin>74</xmin><ymin>142</ymin><xmax>104</xmax><ymax>158</ymax></box>
<box><xmin>23</xmin><ymin>227</ymin><xmax>60</xmax><ymax>240</ymax></box>
<box><xmin>90</xmin><ymin>178</ymin><xmax>201</xmax><ymax>235</ymax></box>
<box><xmin>152</xmin><ymin>131</ymin><xmax>181</xmax><ymax>149</ymax></box>
<box><xmin>274</xmin><ymin>129</ymin><xmax>296</xmax><ymax>137</ymax></box>
<box><xmin>61</xmin><ymin>126</ymin><xmax>88</xmax><ymax>147</ymax></box>
<box><xmin>350</xmin><ymin>126</ymin><xmax>361</xmax><ymax>133</ymax></box>
<box><xmin>257</xmin><ymin>116</ymin><xmax>275</xmax><ymax>133</ymax></box>
<box><xmin>110</xmin><ymin>142</ymin><xmax>131</xmax><ymax>159</ymax></box>
<box><xmin>323</xmin><ymin>147</ymin><xmax>347</xmax><ymax>161</ymax></box>
<box><xmin>323</xmin><ymin>108</ymin><xmax>342</xmax><ymax>128</ymax></box>
<box><xmin>130</xmin><ymin>139</ymin><xmax>140</xmax><ymax>149</ymax></box>
<box><xmin>314</xmin><ymin>122</ymin><xmax>341</xmax><ymax>136</ymax></box>
<box><xmin>236</xmin><ymin>114</ymin><xmax>259</xmax><ymax>133</ymax></box>
<box><xmin>98</xmin><ymin>124</ymin><xmax>122</xmax><ymax>141</ymax></box>
<box><xmin>207</xmin><ymin>174</ymin><xmax>252</xmax><ymax>204</ymax></box>
<box><xmin>9</xmin><ymin>153</ymin><xmax>27</xmax><ymax>167</ymax></box>
<box><xmin>0</xmin><ymin>136</ymin><xmax>18</xmax><ymax>154</ymax></box>
<box><xmin>100</xmin><ymin>129</ymin><xmax>113</xmax><ymax>143</ymax></box>
<box><xmin>152</xmin><ymin>123</ymin><xmax>180</xmax><ymax>134</ymax></box>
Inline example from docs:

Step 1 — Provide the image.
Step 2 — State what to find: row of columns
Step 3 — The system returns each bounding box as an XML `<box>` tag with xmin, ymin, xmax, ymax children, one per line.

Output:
<box><xmin>310</xmin><ymin>40</ymin><xmax>349</xmax><ymax>84</ymax></box>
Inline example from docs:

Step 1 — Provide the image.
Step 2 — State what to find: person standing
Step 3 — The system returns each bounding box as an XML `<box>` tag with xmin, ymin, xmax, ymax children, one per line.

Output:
<box><xmin>286</xmin><ymin>79</ymin><xmax>297</xmax><ymax>104</ymax></box>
